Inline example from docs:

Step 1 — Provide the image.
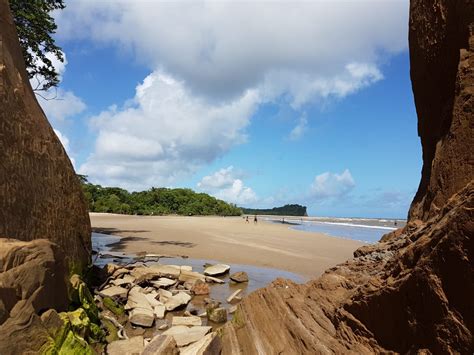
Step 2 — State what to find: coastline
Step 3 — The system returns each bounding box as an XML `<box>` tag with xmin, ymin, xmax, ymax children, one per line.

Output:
<box><xmin>90</xmin><ymin>212</ymin><xmax>366</xmax><ymax>278</ymax></box>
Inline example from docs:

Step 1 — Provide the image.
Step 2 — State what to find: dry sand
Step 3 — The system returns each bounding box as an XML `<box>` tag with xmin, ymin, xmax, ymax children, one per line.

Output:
<box><xmin>90</xmin><ymin>213</ymin><xmax>365</xmax><ymax>278</ymax></box>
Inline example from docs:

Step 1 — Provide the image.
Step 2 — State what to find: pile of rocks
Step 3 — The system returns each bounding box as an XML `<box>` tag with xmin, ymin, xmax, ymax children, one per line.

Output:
<box><xmin>94</xmin><ymin>262</ymin><xmax>248</xmax><ymax>354</ymax></box>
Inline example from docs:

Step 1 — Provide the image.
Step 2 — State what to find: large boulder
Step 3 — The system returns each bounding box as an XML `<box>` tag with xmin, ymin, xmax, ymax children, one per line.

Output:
<box><xmin>0</xmin><ymin>0</ymin><xmax>91</xmax><ymax>273</ymax></box>
<box><xmin>0</xmin><ymin>238</ymin><xmax>68</xmax><ymax>354</ymax></box>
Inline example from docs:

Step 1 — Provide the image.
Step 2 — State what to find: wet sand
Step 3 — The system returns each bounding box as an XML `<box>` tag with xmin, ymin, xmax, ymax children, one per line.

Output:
<box><xmin>90</xmin><ymin>213</ymin><xmax>365</xmax><ymax>278</ymax></box>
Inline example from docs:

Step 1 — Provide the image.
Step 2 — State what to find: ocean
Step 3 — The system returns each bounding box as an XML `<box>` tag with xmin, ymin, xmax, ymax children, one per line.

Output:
<box><xmin>266</xmin><ymin>217</ymin><xmax>406</xmax><ymax>244</ymax></box>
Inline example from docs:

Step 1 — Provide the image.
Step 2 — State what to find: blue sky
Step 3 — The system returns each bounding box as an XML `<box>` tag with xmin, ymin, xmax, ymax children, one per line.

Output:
<box><xmin>38</xmin><ymin>0</ymin><xmax>420</xmax><ymax>218</ymax></box>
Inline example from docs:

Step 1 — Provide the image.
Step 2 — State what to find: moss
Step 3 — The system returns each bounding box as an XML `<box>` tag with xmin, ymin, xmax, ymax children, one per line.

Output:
<box><xmin>102</xmin><ymin>297</ymin><xmax>125</xmax><ymax>317</ymax></box>
<box><xmin>58</xmin><ymin>330</ymin><xmax>94</xmax><ymax>355</ymax></box>
<box><xmin>231</xmin><ymin>308</ymin><xmax>245</xmax><ymax>329</ymax></box>
<box><xmin>102</xmin><ymin>318</ymin><xmax>119</xmax><ymax>343</ymax></box>
<box><xmin>69</xmin><ymin>274</ymin><xmax>100</xmax><ymax>324</ymax></box>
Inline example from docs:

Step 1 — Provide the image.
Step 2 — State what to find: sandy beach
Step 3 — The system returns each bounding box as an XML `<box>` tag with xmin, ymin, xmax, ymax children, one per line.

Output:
<box><xmin>90</xmin><ymin>213</ymin><xmax>365</xmax><ymax>278</ymax></box>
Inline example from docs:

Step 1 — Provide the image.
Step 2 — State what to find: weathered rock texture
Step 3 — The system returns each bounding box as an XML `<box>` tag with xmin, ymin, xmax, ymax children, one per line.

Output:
<box><xmin>222</xmin><ymin>0</ymin><xmax>473</xmax><ymax>353</ymax></box>
<box><xmin>0</xmin><ymin>0</ymin><xmax>91</xmax><ymax>272</ymax></box>
<box><xmin>0</xmin><ymin>238</ymin><xmax>68</xmax><ymax>354</ymax></box>
<box><xmin>408</xmin><ymin>0</ymin><xmax>474</xmax><ymax>221</ymax></box>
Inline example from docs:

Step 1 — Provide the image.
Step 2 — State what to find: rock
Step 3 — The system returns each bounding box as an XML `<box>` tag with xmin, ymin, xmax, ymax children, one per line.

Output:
<box><xmin>205</xmin><ymin>276</ymin><xmax>225</xmax><ymax>284</ymax></box>
<box><xmin>191</xmin><ymin>279</ymin><xmax>210</xmax><ymax>295</ymax></box>
<box><xmin>180</xmin><ymin>332</ymin><xmax>222</xmax><ymax>355</ymax></box>
<box><xmin>142</xmin><ymin>334</ymin><xmax>178</xmax><ymax>355</ymax></box>
<box><xmin>158</xmin><ymin>289</ymin><xmax>173</xmax><ymax>303</ymax></box>
<box><xmin>226</xmin><ymin>289</ymin><xmax>242</xmax><ymax>303</ymax></box>
<box><xmin>111</xmin><ymin>268</ymin><xmax>130</xmax><ymax>279</ymax></box>
<box><xmin>179</xmin><ymin>270</ymin><xmax>206</xmax><ymax>283</ymax></box>
<box><xmin>40</xmin><ymin>309</ymin><xmax>64</xmax><ymax>339</ymax></box>
<box><xmin>204</xmin><ymin>264</ymin><xmax>230</xmax><ymax>276</ymax></box>
<box><xmin>228</xmin><ymin>305</ymin><xmax>237</xmax><ymax>314</ymax></box>
<box><xmin>111</xmin><ymin>274</ymin><xmax>136</xmax><ymax>287</ymax></box>
<box><xmin>144</xmin><ymin>293</ymin><xmax>162</xmax><ymax>308</ymax></box>
<box><xmin>126</xmin><ymin>287</ymin><xmax>153</xmax><ymax>310</ymax></box>
<box><xmin>107</xmin><ymin>336</ymin><xmax>145</xmax><ymax>355</ymax></box>
<box><xmin>154</xmin><ymin>305</ymin><xmax>166</xmax><ymax>319</ymax></box>
<box><xmin>152</xmin><ymin>277</ymin><xmax>177</xmax><ymax>288</ymax></box>
<box><xmin>172</xmin><ymin>316</ymin><xmax>202</xmax><ymax>326</ymax></box>
<box><xmin>163</xmin><ymin>326</ymin><xmax>212</xmax><ymax>347</ymax></box>
<box><xmin>103</xmin><ymin>297</ymin><xmax>125</xmax><ymax>317</ymax></box>
<box><xmin>0</xmin><ymin>239</ymin><xmax>70</xmax><ymax>354</ymax></box>
<box><xmin>181</xmin><ymin>265</ymin><xmax>193</xmax><ymax>272</ymax></box>
<box><xmin>204</xmin><ymin>298</ymin><xmax>221</xmax><ymax>310</ymax></box>
<box><xmin>99</xmin><ymin>286</ymin><xmax>129</xmax><ymax>299</ymax></box>
<box><xmin>131</xmin><ymin>265</ymin><xmax>180</xmax><ymax>282</ymax></box>
<box><xmin>230</xmin><ymin>271</ymin><xmax>249</xmax><ymax>283</ymax></box>
<box><xmin>129</xmin><ymin>307</ymin><xmax>155</xmax><ymax>328</ymax></box>
<box><xmin>164</xmin><ymin>292</ymin><xmax>192</xmax><ymax>311</ymax></box>
<box><xmin>158</xmin><ymin>323</ymin><xmax>168</xmax><ymax>330</ymax></box>
<box><xmin>207</xmin><ymin>307</ymin><xmax>227</xmax><ymax>323</ymax></box>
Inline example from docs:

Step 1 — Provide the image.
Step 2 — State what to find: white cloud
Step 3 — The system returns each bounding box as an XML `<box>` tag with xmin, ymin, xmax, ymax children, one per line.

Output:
<box><xmin>310</xmin><ymin>169</ymin><xmax>355</xmax><ymax>199</ymax></box>
<box><xmin>59</xmin><ymin>1</ymin><xmax>408</xmax><ymax>188</ymax></box>
<box><xmin>197</xmin><ymin>166</ymin><xmax>257</xmax><ymax>205</ymax></box>
<box><xmin>79</xmin><ymin>73</ymin><xmax>259</xmax><ymax>190</ymax></box>
<box><xmin>32</xmin><ymin>52</ymin><xmax>86</xmax><ymax>122</ymax></box>
<box><xmin>289</xmin><ymin>113</ymin><xmax>308</xmax><ymax>141</ymax></box>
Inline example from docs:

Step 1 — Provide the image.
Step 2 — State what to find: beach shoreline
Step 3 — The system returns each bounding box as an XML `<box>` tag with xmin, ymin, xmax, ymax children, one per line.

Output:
<box><xmin>90</xmin><ymin>213</ymin><xmax>365</xmax><ymax>278</ymax></box>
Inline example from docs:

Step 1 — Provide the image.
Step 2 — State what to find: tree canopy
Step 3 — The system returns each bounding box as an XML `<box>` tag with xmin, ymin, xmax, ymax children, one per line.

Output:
<box><xmin>9</xmin><ymin>0</ymin><xmax>65</xmax><ymax>90</ymax></box>
<box><xmin>80</xmin><ymin>177</ymin><xmax>242</xmax><ymax>217</ymax></box>
<box><xmin>241</xmin><ymin>204</ymin><xmax>307</xmax><ymax>216</ymax></box>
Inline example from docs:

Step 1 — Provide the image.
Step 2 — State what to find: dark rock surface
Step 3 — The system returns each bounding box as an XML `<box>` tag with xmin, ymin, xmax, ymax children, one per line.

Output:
<box><xmin>221</xmin><ymin>0</ymin><xmax>474</xmax><ymax>353</ymax></box>
<box><xmin>0</xmin><ymin>0</ymin><xmax>91</xmax><ymax>272</ymax></box>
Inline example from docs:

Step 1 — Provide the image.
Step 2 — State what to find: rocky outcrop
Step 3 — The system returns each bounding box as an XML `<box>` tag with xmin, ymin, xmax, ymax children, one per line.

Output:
<box><xmin>408</xmin><ymin>0</ymin><xmax>474</xmax><ymax>221</ymax></box>
<box><xmin>0</xmin><ymin>0</ymin><xmax>91</xmax><ymax>272</ymax></box>
<box><xmin>221</xmin><ymin>0</ymin><xmax>473</xmax><ymax>353</ymax></box>
<box><xmin>0</xmin><ymin>238</ymin><xmax>67</xmax><ymax>354</ymax></box>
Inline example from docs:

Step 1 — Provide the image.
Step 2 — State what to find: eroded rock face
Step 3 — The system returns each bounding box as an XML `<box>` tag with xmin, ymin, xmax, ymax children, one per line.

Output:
<box><xmin>221</xmin><ymin>0</ymin><xmax>473</xmax><ymax>353</ymax></box>
<box><xmin>0</xmin><ymin>238</ymin><xmax>68</xmax><ymax>354</ymax></box>
<box><xmin>0</xmin><ymin>0</ymin><xmax>91</xmax><ymax>271</ymax></box>
<box><xmin>408</xmin><ymin>0</ymin><xmax>474</xmax><ymax>221</ymax></box>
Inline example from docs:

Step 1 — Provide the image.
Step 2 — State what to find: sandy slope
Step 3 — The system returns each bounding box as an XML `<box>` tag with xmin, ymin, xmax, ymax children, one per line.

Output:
<box><xmin>90</xmin><ymin>213</ymin><xmax>364</xmax><ymax>278</ymax></box>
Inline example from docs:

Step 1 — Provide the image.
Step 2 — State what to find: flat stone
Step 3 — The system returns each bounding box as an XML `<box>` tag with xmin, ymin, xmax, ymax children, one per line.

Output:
<box><xmin>230</xmin><ymin>271</ymin><xmax>249</xmax><ymax>283</ymax></box>
<box><xmin>179</xmin><ymin>270</ymin><xmax>206</xmax><ymax>283</ymax></box>
<box><xmin>203</xmin><ymin>264</ymin><xmax>230</xmax><ymax>276</ymax></box>
<box><xmin>151</xmin><ymin>277</ymin><xmax>176</xmax><ymax>288</ymax></box>
<box><xmin>180</xmin><ymin>332</ymin><xmax>222</xmax><ymax>355</ymax></box>
<box><xmin>125</xmin><ymin>287</ymin><xmax>153</xmax><ymax>311</ymax></box>
<box><xmin>129</xmin><ymin>307</ymin><xmax>155</xmax><ymax>327</ymax></box>
<box><xmin>154</xmin><ymin>305</ymin><xmax>166</xmax><ymax>319</ymax></box>
<box><xmin>111</xmin><ymin>274</ymin><xmax>136</xmax><ymax>287</ymax></box>
<box><xmin>163</xmin><ymin>326</ymin><xmax>212</xmax><ymax>347</ymax></box>
<box><xmin>142</xmin><ymin>334</ymin><xmax>178</xmax><ymax>355</ymax></box>
<box><xmin>181</xmin><ymin>265</ymin><xmax>193</xmax><ymax>272</ymax></box>
<box><xmin>107</xmin><ymin>336</ymin><xmax>144</xmax><ymax>355</ymax></box>
<box><xmin>165</xmin><ymin>292</ymin><xmax>192</xmax><ymax>311</ymax></box>
<box><xmin>226</xmin><ymin>289</ymin><xmax>242</xmax><ymax>303</ymax></box>
<box><xmin>205</xmin><ymin>276</ymin><xmax>225</xmax><ymax>284</ymax></box>
<box><xmin>191</xmin><ymin>279</ymin><xmax>210</xmax><ymax>295</ymax></box>
<box><xmin>99</xmin><ymin>286</ymin><xmax>128</xmax><ymax>299</ymax></box>
<box><xmin>158</xmin><ymin>289</ymin><xmax>173</xmax><ymax>303</ymax></box>
<box><xmin>204</xmin><ymin>298</ymin><xmax>221</xmax><ymax>310</ymax></box>
<box><xmin>131</xmin><ymin>265</ymin><xmax>180</xmax><ymax>281</ymax></box>
<box><xmin>144</xmin><ymin>293</ymin><xmax>162</xmax><ymax>308</ymax></box>
<box><xmin>207</xmin><ymin>307</ymin><xmax>227</xmax><ymax>323</ymax></box>
<box><xmin>172</xmin><ymin>316</ymin><xmax>202</xmax><ymax>326</ymax></box>
<box><xmin>229</xmin><ymin>305</ymin><xmax>237</xmax><ymax>314</ymax></box>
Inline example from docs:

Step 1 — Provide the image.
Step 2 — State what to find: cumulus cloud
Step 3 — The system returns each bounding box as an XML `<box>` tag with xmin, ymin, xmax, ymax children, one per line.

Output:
<box><xmin>310</xmin><ymin>169</ymin><xmax>355</xmax><ymax>199</ymax></box>
<box><xmin>79</xmin><ymin>74</ymin><xmax>259</xmax><ymax>190</ymax></box>
<box><xmin>59</xmin><ymin>1</ymin><xmax>408</xmax><ymax>188</ymax></box>
<box><xmin>197</xmin><ymin>166</ymin><xmax>257</xmax><ymax>205</ymax></box>
<box><xmin>33</xmin><ymin>52</ymin><xmax>86</xmax><ymax>122</ymax></box>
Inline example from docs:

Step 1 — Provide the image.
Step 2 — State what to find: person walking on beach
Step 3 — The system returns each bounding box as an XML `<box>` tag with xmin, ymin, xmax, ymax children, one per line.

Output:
<box><xmin>245</xmin><ymin>216</ymin><xmax>249</xmax><ymax>223</ymax></box>
<box><xmin>254</xmin><ymin>215</ymin><xmax>258</xmax><ymax>224</ymax></box>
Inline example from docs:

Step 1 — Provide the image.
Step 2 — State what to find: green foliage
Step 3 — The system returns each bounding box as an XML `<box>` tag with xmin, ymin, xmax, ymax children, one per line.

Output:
<box><xmin>242</xmin><ymin>204</ymin><xmax>307</xmax><ymax>216</ymax></box>
<box><xmin>79</xmin><ymin>176</ymin><xmax>242</xmax><ymax>216</ymax></box>
<box><xmin>9</xmin><ymin>0</ymin><xmax>65</xmax><ymax>90</ymax></box>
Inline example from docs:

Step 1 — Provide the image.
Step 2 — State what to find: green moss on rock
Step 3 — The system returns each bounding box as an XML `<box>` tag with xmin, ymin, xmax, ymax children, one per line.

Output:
<box><xmin>102</xmin><ymin>297</ymin><xmax>125</xmax><ymax>317</ymax></box>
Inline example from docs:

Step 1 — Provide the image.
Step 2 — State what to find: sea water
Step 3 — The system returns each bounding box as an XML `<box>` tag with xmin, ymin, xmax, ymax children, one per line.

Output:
<box><xmin>267</xmin><ymin>217</ymin><xmax>405</xmax><ymax>244</ymax></box>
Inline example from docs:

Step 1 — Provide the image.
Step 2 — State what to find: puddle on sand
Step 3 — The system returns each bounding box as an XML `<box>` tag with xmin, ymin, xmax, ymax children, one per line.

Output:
<box><xmin>92</xmin><ymin>232</ymin><xmax>306</xmax><ymax>330</ymax></box>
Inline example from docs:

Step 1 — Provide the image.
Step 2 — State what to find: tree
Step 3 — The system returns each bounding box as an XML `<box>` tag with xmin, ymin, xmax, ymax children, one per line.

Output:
<box><xmin>9</xmin><ymin>0</ymin><xmax>65</xmax><ymax>91</ymax></box>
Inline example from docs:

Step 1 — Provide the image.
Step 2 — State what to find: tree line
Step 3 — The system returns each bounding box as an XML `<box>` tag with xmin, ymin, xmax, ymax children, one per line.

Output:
<box><xmin>79</xmin><ymin>176</ymin><xmax>242</xmax><ymax>216</ymax></box>
<box><xmin>241</xmin><ymin>204</ymin><xmax>307</xmax><ymax>216</ymax></box>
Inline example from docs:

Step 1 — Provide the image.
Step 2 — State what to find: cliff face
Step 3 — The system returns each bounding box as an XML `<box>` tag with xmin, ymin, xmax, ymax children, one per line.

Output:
<box><xmin>408</xmin><ymin>0</ymin><xmax>474</xmax><ymax>221</ymax></box>
<box><xmin>222</xmin><ymin>0</ymin><xmax>473</xmax><ymax>353</ymax></box>
<box><xmin>0</xmin><ymin>0</ymin><xmax>91</xmax><ymax>271</ymax></box>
